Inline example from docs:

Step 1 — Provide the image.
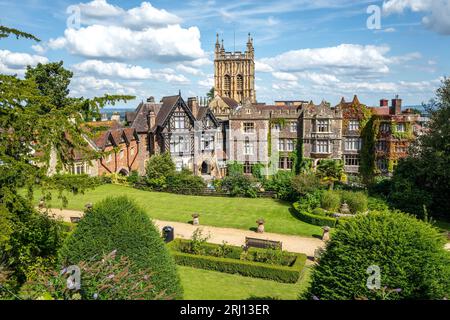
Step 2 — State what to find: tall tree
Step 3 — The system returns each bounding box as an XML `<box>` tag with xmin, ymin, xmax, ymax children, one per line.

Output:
<box><xmin>316</xmin><ymin>159</ymin><xmax>345</xmax><ymax>190</ymax></box>
<box><xmin>0</xmin><ymin>27</ymin><xmax>135</xmax><ymax>286</ymax></box>
<box><xmin>25</xmin><ymin>61</ymin><xmax>73</xmax><ymax>110</ymax></box>
<box><xmin>390</xmin><ymin>78</ymin><xmax>450</xmax><ymax>219</ymax></box>
<box><xmin>206</xmin><ymin>87</ymin><xmax>215</xmax><ymax>101</ymax></box>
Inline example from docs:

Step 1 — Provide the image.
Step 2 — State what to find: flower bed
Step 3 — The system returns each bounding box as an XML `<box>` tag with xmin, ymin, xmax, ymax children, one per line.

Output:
<box><xmin>167</xmin><ymin>239</ymin><xmax>307</xmax><ymax>283</ymax></box>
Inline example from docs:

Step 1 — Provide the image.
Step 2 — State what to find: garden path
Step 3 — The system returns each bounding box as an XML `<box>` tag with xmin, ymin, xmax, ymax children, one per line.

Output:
<box><xmin>45</xmin><ymin>208</ymin><xmax>324</xmax><ymax>257</ymax></box>
<box><xmin>44</xmin><ymin>208</ymin><xmax>450</xmax><ymax>256</ymax></box>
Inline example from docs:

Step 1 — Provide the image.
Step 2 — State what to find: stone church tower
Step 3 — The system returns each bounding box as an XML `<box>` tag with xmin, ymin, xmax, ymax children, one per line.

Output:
<box><xmin>214</xmin><ymin>33</ymin><xmax>256</xmax><ymax>104</ymax></box>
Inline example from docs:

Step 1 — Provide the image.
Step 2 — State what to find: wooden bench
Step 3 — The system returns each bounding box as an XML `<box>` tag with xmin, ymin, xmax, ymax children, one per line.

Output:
<box><xmin>245</xmin><ymin>237</ymin><xmax>282</xmax><ymax>250</ymax></box>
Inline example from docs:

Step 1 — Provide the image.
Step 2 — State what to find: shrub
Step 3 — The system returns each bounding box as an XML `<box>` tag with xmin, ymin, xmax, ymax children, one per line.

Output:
<box><xmin>291</xmin><ymin>172</ymin><xmax>323</xmax><ymax>196</ymax></box>
<box><xmin>304</xmin><ymin>210</ymin><xmax>450</xmax><ymax>300</ymax></box>
<box><xmin>127</xmin><ymin>171</ymin><xmax>141</xmax><ymax>185</ymax></box>
<box><xmin>293</xmin><ymin>202</ymin><xmax>338</xmax><ymax>227</ymax></box>
<box><xmin>368</xmin><ymin>196</ymin><xmax>390</xmax><ymax>211</ymax></box>
<box><xmin>340</xmin><ymin>191</ymin><xmax>368</xmax><ymax>213</ymax></box>
<box><xmin>226</xmin><ymin>161</ymin><xmax>244</xmax><ymax>176</ymax></box>
<box><xmin>166</xmin><ymin>169</ymin><xmax>206</xmax><ymax>195</ymax></box>
<box><xmin>220</xmin><ymin>173</ymin><xmax>258</xmax><ymax>198</ymax></box>
<box><xmin>312</xmin><ymin>208</ymin><xmax>327</xmax><ymax>217</ymax></box>
<box><xmin>20</xmin><ymin>251</ymin><xmax>171</xmax><ymax>300</ymax></box>
<box><xmin>59</xmin><ymin>196</ymin><xmax>183</xmax><ymax>299</ymax></box>
<box><xmin>1</xmin><ymin>197</ymin><xmax>66</xmax><ymax>284</ymax></box>
<box><xmin>320</xmin><ymin>191</ymin><xmax>341</xmax><ymax>212</ymax></box>
<box><xmin>263</xmin><ymin>171</ymin><xmax>297</xmax><ymax>201</ymax></box>
<box><xmin>145</xmin><ymin>152</ymin><xmax>175</xmax><ymax>190</ymax></box>
<box><xmin>251</xmin><ymin>163</ymin><xmax>266</xmax><ymax>181</ymax></box>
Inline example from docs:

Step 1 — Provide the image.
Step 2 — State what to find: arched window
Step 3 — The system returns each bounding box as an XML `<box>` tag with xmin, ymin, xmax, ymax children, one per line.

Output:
<box><xmin>236</xmin><ymin>74</ymin><xmax>243</xmax><ymax>103</ymax></box>
<box><xmin>224</xmin><ymin>75</ymin><xmax>231</xmax><ymax>97</ymax></box>
<box><xmin>237</xmin><ymin>74</ymin><xmax>243</xmax><ymax>91</ymax></box>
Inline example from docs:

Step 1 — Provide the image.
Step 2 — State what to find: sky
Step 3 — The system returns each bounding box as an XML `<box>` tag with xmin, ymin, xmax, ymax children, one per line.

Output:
<box><xmin>1</xmin><ymin>0</ymin><xmax>449</xmax><ymax>108</ymax></box>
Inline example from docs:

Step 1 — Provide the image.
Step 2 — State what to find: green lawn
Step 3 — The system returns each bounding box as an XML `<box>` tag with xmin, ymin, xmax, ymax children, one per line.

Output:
<box><xmin>31</xmin><ymin>184</ymin><xmax>323</xmax><ymax>237</ymax></box>
<box><xmin>178</xmin><ymin>265</ymin><xmax>311</xmax><ymax>300</ymax></box>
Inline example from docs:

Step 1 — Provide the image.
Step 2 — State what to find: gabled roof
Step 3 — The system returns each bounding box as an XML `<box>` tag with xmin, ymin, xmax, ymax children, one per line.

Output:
<box><xmin>155</xmin><ymin>95</ymin><xmax>196</xmax><ymax>130</ymax></box>
<box><xmin>130</xmin><ymin>101</ymin><xmax>162</xmax><ymax>133</ymax></box>
<box><xmin>196</xmin><ymin>106</ymin><xmax>220</xmax><ymax>127</ymax></box>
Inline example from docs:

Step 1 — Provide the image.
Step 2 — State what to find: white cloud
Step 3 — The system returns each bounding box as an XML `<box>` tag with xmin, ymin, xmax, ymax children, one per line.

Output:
<box><xmin>75</xmin><ymin>0</ymin><xmax>182</xmax><ymax>29</ymax></box>
<box><xmin>260</xmin><ymin>44</ymin><xmax>393</xmax><ymax>75</ymax></box>
<box><xmin>297</xmin><ymin>72</ymin><xmax>340</xmax><ymax>85</ymax></box>
<box><xmin>272</xmin><ymin>72</ymin><xmax>298</xmax><ymax>81</ymax></box>
<box><xmin>72</xmin><ymin>60</ymin><xmax>190</xmax><ymax>84</ymax></box>
<box><xmin>198</xmin><ymin>74</ymin><xmax>214</xmax><ymax>88</ymax></box>
<box><xmin>383</xmin><ymin>0</ymin><xmax>450</xmax><ymax>35</ymax></box>
<box><xmin>70</xmin><ymin>76</ymin><xmax>138</xmax><ymax>97</ymax></box>
<box><xmin>48</xmin><ymin>24</ymin><xmax>204</xmax><ymax>62</ymax></box>
<box><xmin>255</xmin><ymin>61</ymin><xmax>274</xmax><ymax>73</ymax></box>
<box><xmin>39</xmin><ymin>1</ymin><xmax>206</xmax><ymax>63</ymax></box>
<box><xmin>176</xmin><ymin>64</ymin><xmax>203</xmax><ymax>76</ymax></box>
<box><xmin>0</xmin><ymin>49</ymin><xmax>48</xmax><ymax>76</ymax></box>
<box><xmin>73</xmin><ymin>60</ymin><xmax>152</xmax><ymax>79</ymax></box>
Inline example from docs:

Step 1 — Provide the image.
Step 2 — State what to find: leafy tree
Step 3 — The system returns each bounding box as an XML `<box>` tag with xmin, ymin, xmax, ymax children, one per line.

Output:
<box><xmin>206</xmin><ymin>87</ymin><xmax>215</xmax><ymax>101</ymax></box>
<box><xmin>25</xmin><ymin>62</ymin><xmax>73</xmax><ymax>110</ymax></box>
<box><xmin>316</xmin><ymin>159</ymin><xmax>345</xmax><ymax>190</ymax></box>
<box><xmin>389</xmin><ymin>78</ymin><xmax>450</xmax><ymax>219</ymax></box>
<box><xmin>0</xmin><ymin>25</ymin><xmax>39</xmax><ymax>41</ymax></box>
<box><xmin>0</xmin><ymin>27</ymin><xmax>134</xmax><ymax>289</ymax></box>
<box><xmin>59</xmin><ymin>197</ymin><xmax>183</xmax><ymax>299</ymax></box>
<box><xmin>304</xmin><ymin>210</ymin><xmax>450</xmax><ymax>300</ymax></box>
<box><xmin>145</xmin><ymin>152</ymin><xmax>176</xmax><ymax>189</ymax></box>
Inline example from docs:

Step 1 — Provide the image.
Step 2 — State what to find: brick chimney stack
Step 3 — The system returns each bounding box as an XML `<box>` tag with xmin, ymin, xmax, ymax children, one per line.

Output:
<box><xmin>380</xmin><ymin>99</ymin><xmax>388</xmax><ymax>107</ymax></box>
<box><xmin>390</xmin><ymin>95</ymin><xmax>402</xmax><ymax>115</ymax></box>
<box><xmin>187</xmin><ymin>97</ymin><xmax>199</xmax><ymax>118</ymax></box>
<box><xmin>148</xmin><ymin>109</ymin><xmax>156</xmax><ymax>131</ymax></box>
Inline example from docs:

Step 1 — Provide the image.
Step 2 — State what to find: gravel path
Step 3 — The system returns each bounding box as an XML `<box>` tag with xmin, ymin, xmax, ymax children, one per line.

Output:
<box><xmin>45</xmin><ymin>208</ymin><xmax>324</xmax><ymax>257</ymax></box>
<box><xmin>44</xmin><ymin>208</ymin><xmax>450</xmax><ymax>255</ymax></box>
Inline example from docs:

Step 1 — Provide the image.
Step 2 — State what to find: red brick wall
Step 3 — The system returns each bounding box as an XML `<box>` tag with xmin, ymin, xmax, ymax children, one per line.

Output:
<box><xmin>97</xmin><ymin>140</ymin><xmax>140</xmax><ymax>176</ymax></box>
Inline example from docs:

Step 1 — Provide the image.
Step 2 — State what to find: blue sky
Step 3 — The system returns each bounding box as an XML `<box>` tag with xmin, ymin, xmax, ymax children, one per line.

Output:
<box><xmin>1</xmin><ymin>0</ymin><xmax>449</xmax><ymax>107</ymax></box>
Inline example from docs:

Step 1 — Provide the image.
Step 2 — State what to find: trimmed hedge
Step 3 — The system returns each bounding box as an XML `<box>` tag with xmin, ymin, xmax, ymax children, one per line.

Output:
<box><xmin>168</xmin><ymin>240</ymin><xmax>306</xmax><ymax>283</ymax></box>
<box><xmin>293</xmin><ymin>202</ymin><xmax>338</xmax><ymax>227</ymax></box>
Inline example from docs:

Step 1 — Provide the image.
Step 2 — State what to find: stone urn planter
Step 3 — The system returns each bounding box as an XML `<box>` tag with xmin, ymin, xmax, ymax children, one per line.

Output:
<box><xmin>38</xmin><ymin>198</ymin><xmax>45</xmax><ymax>210</ymax></box>
<box><xmin>340</xmin><ymin>202</ymin><xmax>351</xmax><ymax>215</ymax></box>
<box><xmin>322</xmin><ymin>226</ymin><xmax>331</xmax><ymax>241</ymax></box>
<box><xmin>256</xmin><ymin>218</ymin><xmax>265</xmax><ymax>233</ymax></box>
<box><xmin>192</xmin><ymin>213</ymin><xmax>200</xmax><ymax>226</ymax></box>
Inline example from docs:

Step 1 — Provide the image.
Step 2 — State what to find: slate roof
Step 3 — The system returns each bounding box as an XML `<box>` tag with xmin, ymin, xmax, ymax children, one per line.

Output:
<box><xmin>130</xmin><ymin>101</ymin><xmax>162</xmax><ymax>133</ymax></box>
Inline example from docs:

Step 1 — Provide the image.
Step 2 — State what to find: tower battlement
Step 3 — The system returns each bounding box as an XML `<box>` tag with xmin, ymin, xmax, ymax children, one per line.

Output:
<box><xmin>214</xmin><ymin>33</ymin><xmax>256</xmax><ymax>104</ymax></box>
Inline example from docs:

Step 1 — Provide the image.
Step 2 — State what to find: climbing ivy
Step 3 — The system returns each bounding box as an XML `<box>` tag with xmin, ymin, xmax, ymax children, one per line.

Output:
<box><xmin>359</xmin><ymin>117</ymin><xmax>379</xmax><ymax>184</ymax></box>
<box><xmin>391</xmin><ymin>122</ymin><xmax>413</xmax><ymax>140</ymax></box>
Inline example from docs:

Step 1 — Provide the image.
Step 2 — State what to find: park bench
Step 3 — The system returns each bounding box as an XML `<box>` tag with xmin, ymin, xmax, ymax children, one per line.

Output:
<box><xmin>245</xmin><ymin>237</ymin><xmax>282</xmax><ymax>250</ymax></box>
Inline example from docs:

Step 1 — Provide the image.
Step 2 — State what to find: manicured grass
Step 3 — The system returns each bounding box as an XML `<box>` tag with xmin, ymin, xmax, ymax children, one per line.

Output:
<box><xmin>30</xmin><ymin>184</ymin><xmax>323</xmax><ymax>237</ymax></box>
<box><xmin>178</xmin><ymin>265</ymin><xmax>311</xmax><ymax>300</ymax></box>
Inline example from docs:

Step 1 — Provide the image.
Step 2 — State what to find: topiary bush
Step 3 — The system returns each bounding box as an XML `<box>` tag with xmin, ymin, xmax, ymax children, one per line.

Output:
<box><xmin>304</xmin><ymin>210</ymin><xmax>450</xmax><ymax>300</ymax></box>
<box><xmin>320</xmin><ymin>191</ymin><xmax>341</xmax><ymax>212</ymax></box>
<box><xmin>59</xmin><ymin>196</ymin><xmax>183</xmax><ymax>299</ymax></box>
